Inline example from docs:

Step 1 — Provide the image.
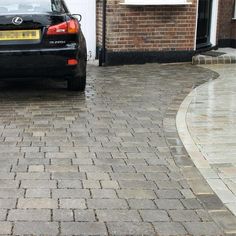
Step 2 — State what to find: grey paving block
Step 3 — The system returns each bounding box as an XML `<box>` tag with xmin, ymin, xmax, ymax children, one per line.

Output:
<box><xmin>117</xmin><ymin>189</ymin><xmax>156</xmax><ymax>199</ymax></box>
<box><xmin>107</xmin><ymin>222</ymin><xmax>155</xmax><ymax>235</ymax></box>
<box><xmin>13</xmin><ymin>222</ymin><xmax>59</xmax><ymax>235</ymax></box>
<box><xmin>46</xmin><ymin>165</ymin><xmax>79</xmax><ymax>172</ymax></box>
<box><xmin>61</xmin><ymin>222</ymin><xmax>107</xmax><ymax>235</ymax></box>
<box><xmin>96</xmin><ymin>210</ymin><xmax>141</xmax><ymax>222</ymax></box>
<box><xmin>153</xmin><ymin>222</ymin><xmax>187</xmax><ymax>235</ymax></box>
<box><xmin>53</xmin><ymin>209</ymin><xmax>74</xmax><ymax>221</ymax></box>
<box><xmin>25</xmin><ymin>189</ymin><xmax>51</xmax><ymax>198</ymax></box>
<box><xmin>118</xmin><ymin>180</ymin><xmax>157</xmax><ymax>190</ymax></box>
<box><xmin>0</xmin><ymin>222</ymin><xmax>12</xmax><ymax>234</ymax></box>
<box><xmin>16</xmin><ymin>172</ymin><xmax>50</xmax><ymax>180</ymax></box>
<box><xmin>60</xmin><ymin>199</ymin><xmax>86</xmax><ymax>209</ymax></box>
<box><xmin>52</xmin><ymin>189</ymin><xmax>90</xmax><ymax>198</ymax></box>
<box><xmin>156</xmin><ymin>189</ymin><xmax>183</xmax><ymax>199</ymax></box>
<box><xmin>169</xmin><ymin>209</ymin><xmax>200</xmax><ymax>222</ymax></box>
<box><xmin>79</xmin><ymin>164</ymin><xmax>112</xmax><ymax>173</ymax></box>
<box><xmin>145</xmin><ymin>173</ymin><xmax>169</xmax><ymax>181</ymax></box>
<box><xmin>128</xmin><ymin>199</ymin><xmax>157</xmax><ymax>209</ymax></box>
<box><xmin>0</xmin><ymin>180</ymin><xmax>19</xmax><ymax>188</ymax></box>
<box><xmin>58</xmin><ymin>180</ymin><xmax>82</xmax><ymax>189</ymax></box>
<box><xmin>183</xmin><ymin>222</ymin><xmax>223</xmax><ymax>236</ymax></box>
<box><xmin>0</xmin><ymin>199</ymin><xmax>16</xmax><ymax>209</ymax></box>
<box><xmin>28</xmin><ymin>165</ymin><xmax>44</xmax><ymax>172</ymax></box>
<box><xmin>155</xmin><ymin>199</ymin><xmax>184</xmax><ymax>210</ymax></box>
<box><xmin>0</xmin><ymin>173</ymin><xmax>15</xmax><ymax>180</ymax></box>
<box><xmin>197</xmin><ymin>194</ymin><xmax>225</xmax><ymax>210</ymax></box>
<box><xmin>155</xmin><ymin>180</ymin><xmax>182</xmax><ymax>190</ymax></box>
<box><xmin>94</xmin><ymin>159</ymin><xmax>125</xmax><ymax>166</ymax></box>
<box><xmin>52</xmin><ymin>172</ymin><xmax>86</xmax><ymax>180</ymax></box>
<box><xmin>8</xmin><ymin>209</ymin><xmax>51</xmax><ymax>221</ymax></box>
<box><xmin>112</xmin><ymin>165</ymin><xmax>136</xmax><ymax>173</ymax></box>
<box><xmin>74</xmin><ymin>210</ymin><xmax>96</xmax><ymax>222</ymax></box>
<box><xmin>180</xmin><ymin>189</ymin><xmax>195</xmax><ymax>199</ymax></box>
<box><xmin>46</xmin><ymin>152</ymin><xmax>76</xmax><ymax>159</ymax></box>
<box><xmin>140</xmin><ymin>210</ymin><xmax>170</xmax><ymax>222</ymax></box>
<box><xmin>21</xmin><ymin>180</ymin><xmax>57</xmax><ymax>189</ymax></box>
<box><xmin>83</xmin><ymin>180</ymin><xmax>101</xmax><ymax>189</ymax></box>
<box><xmin>196</xmin><ymin>209</ymin><xmax>212</xmax><ymax>222</ymax></box>
<box><xmin>0</xmin><ymin>210</ymin><xmax>7</xmax><ymax>221</ymax></box>
<box><xmin>100</xmin><ymin>180</ymin><xmax>119</xmax><ymax>189</ymax></box>
<box><xmin>87</xmin><ymin>199</ymin><xmax>128</xmax><ymax>209</ymax></box>
<box><xmin>110</xmin><ymin>173</ymin><xmax>146</xmax><ymax>181</ymax></box>
<box><xmin>86</xmin><ymin>172</ymin><xmax>110</xmax><ymax>180</ymax></box>
<box><xmin>91</xmin><ymin>189</ymin><xmax>117</xmax><ymax>199</ymax></box>
<box><xmin>210</xmin><ymin>210</ymin><xmax>236</xmax><ymax>234</ymax></box>
<box><xmin>181</xmin><ymin>198</ymin><xmax>203</xmax><ymax>209</ymax></box>
<box><xmin>18</xmin><ymin>198</ymin><xmax>58</xmax><ymax>209</ymax></box>
<box><xmin>51</xmin><ymin>158</ymin><xmax>72</xmax><ymax>165</ymax></box>
<box><xmin>135</xmin><ymin>165</ymin><xmax>169</xmax><ymax>173</ymax></box>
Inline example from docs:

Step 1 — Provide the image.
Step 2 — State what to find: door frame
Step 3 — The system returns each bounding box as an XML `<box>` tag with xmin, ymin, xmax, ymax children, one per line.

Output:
<box><xmin>194</xmin><ymin>0</ymin><xmax>219</xmax><ymax>50</ymax></box>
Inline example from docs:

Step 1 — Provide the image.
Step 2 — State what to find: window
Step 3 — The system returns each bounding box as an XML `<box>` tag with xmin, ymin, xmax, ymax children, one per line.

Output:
<box><xmin>0</xmin><ymin>0</ymin><xmax>66</xmax><ymax>14</ymax></box>
<box><xmin>121</xmin><ymin>0</ymin><xmax>191</xmax><ymax>5</ymax></box>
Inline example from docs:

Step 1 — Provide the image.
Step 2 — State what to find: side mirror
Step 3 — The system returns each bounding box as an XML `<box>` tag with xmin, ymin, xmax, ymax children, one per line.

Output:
<box><xmin>72</xmin><ymin>14</ymin><xmax>82</xmax><ymax>22</ymax></box>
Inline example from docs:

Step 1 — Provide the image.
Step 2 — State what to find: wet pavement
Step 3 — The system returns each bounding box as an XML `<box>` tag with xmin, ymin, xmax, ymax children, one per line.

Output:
<box><xmin>0</xmin><ymin>63</ymin><xmax>234</xmax><ymax>235</ymax></box>
<box><xmin>177</xmin><ymin>64</ymin><xmax>236</xmax><ymax>217</ymax></box>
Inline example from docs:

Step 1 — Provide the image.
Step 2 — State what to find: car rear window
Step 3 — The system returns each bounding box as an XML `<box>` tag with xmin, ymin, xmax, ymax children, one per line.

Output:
<box><xmin>0</xmin><ymin>0</ymin><xmax>66</xmax><ymax>14</ymax></box>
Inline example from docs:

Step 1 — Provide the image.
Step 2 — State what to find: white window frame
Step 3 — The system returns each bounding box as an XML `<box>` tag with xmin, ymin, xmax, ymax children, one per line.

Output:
<box><xmin>121</xmin><ymin>0</ymin><xmax>192</xmax><ymax>5</ymax></box>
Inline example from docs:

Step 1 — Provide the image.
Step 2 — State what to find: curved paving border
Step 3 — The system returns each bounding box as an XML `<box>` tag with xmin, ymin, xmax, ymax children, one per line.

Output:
<box><xmin>177</xmin><ymin>65</ymin><xmax>236</xmax><ymax>216</ymax></box>
<box><xmin>164</xmin><ymin>67</ymin><xmax>236</xmax><ymax>235</ymax></box>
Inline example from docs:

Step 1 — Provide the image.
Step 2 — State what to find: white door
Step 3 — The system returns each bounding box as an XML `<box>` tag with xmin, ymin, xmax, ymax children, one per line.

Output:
<box><xmin>65</xmin><ymin>0</ymin><xmax>96</xmax><ymax>60</ymax></box>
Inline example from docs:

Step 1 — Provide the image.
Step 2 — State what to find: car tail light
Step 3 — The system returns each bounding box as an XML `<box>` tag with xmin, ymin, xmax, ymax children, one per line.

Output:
<box><xmin>67</xmin><ymin>59</ymin><xmax>78</xmax><ymax>65</ymax></box>
<box><xmin>47</xmin><ymin>20</ymin><xmax>79</xmax><ymax>35</ymax></box>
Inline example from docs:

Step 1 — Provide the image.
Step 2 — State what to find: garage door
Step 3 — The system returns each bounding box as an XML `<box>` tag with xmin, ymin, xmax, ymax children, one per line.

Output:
<box><xmin>65</xmin><ymin>0</ymin><xmax>96</xmax><ymax>60</ymax></box>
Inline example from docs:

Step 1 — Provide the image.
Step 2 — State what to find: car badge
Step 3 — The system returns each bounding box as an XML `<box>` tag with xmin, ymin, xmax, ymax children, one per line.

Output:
<box><xmin>12</xmin><ymin>17</ymin><xmax>23</xmax><ymax>25</ymax></box>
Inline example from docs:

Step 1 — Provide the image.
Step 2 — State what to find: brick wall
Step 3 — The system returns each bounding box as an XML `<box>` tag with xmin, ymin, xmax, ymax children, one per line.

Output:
<box><xmin>96</xmin><ymin>0</ymin><xmax>198</xmax><ymax>64</ymax></box>
<box><xmin>105</xmin><ymin>0</ymin><xmax>197</xmax><ymax>52</ymax></box>
<box><xmin>96</xmin><ymin>0</ymin><xmax>235</xmax><ymax>65</ymax></box>
<box><xmin>218</xmin><ymin>0</ymin><xmax>236</xmax><ymax>47</ymax></box>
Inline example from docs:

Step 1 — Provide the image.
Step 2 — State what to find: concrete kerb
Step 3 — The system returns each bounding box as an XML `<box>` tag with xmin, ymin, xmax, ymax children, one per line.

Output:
<box><xmin>175</xmin><ymin>74</ymin><xmax>236</xmax><ymax>235</ymax></box>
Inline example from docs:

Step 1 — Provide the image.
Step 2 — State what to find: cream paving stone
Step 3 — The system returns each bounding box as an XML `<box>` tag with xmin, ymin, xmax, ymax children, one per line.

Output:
<box><xmin>199</xmin><ymin>168</ymin><xmax>219</xmax><ymax>179</ymax></box>
<box><xmin>226</xmin><ymin>203</ymin><xmax>236</xmax><ymax>216</ymax></box>
<box><xmin>177</xmin><ymin>64</ymin><xmax>236</xmax><ymax>216</ymax></box>
<box><xmin>28</xmin><ymin>165</ymin><xmax>44</xmax><ymax>172</ymax></box>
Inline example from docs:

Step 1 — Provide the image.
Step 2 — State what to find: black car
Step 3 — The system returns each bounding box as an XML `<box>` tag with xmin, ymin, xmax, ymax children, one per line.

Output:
<box><xmin>0</xmin><ymin>0</ymin><xmax>87</xmax><ymax>91</ymax></box>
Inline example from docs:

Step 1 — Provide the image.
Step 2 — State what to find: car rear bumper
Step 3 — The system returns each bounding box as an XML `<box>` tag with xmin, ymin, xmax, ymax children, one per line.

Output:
<box><xmin>0</xmin><ymin>48</ymin><xmax>78</xmax><ymax>78</ymax></box>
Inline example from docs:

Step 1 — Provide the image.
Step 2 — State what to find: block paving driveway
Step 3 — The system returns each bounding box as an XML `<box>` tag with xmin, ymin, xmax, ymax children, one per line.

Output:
<box><xmin>0</xmin><ymin>64</ymin><xmax>234</xmax><ymax>235</ymax></box>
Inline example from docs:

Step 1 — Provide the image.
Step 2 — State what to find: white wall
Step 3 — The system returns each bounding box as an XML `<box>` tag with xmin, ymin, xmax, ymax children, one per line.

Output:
<box><xmin>65</xmin><ymin>0</ymin><xmax>96</xmax><ymax>60</ymax></box>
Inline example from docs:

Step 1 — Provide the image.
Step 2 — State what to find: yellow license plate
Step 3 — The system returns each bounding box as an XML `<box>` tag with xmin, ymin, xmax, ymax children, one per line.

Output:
<box><xmin>0</xmin><ymin>30</ymin><xmax>40</xmax><ymax>41</ymax></box>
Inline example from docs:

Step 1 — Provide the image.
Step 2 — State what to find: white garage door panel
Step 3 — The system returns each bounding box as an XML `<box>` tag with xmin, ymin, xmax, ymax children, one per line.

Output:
<box><xmin>65</xmin><ymin>0</ymin><xmax>96</xmax><ymax>60</ymax></box>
